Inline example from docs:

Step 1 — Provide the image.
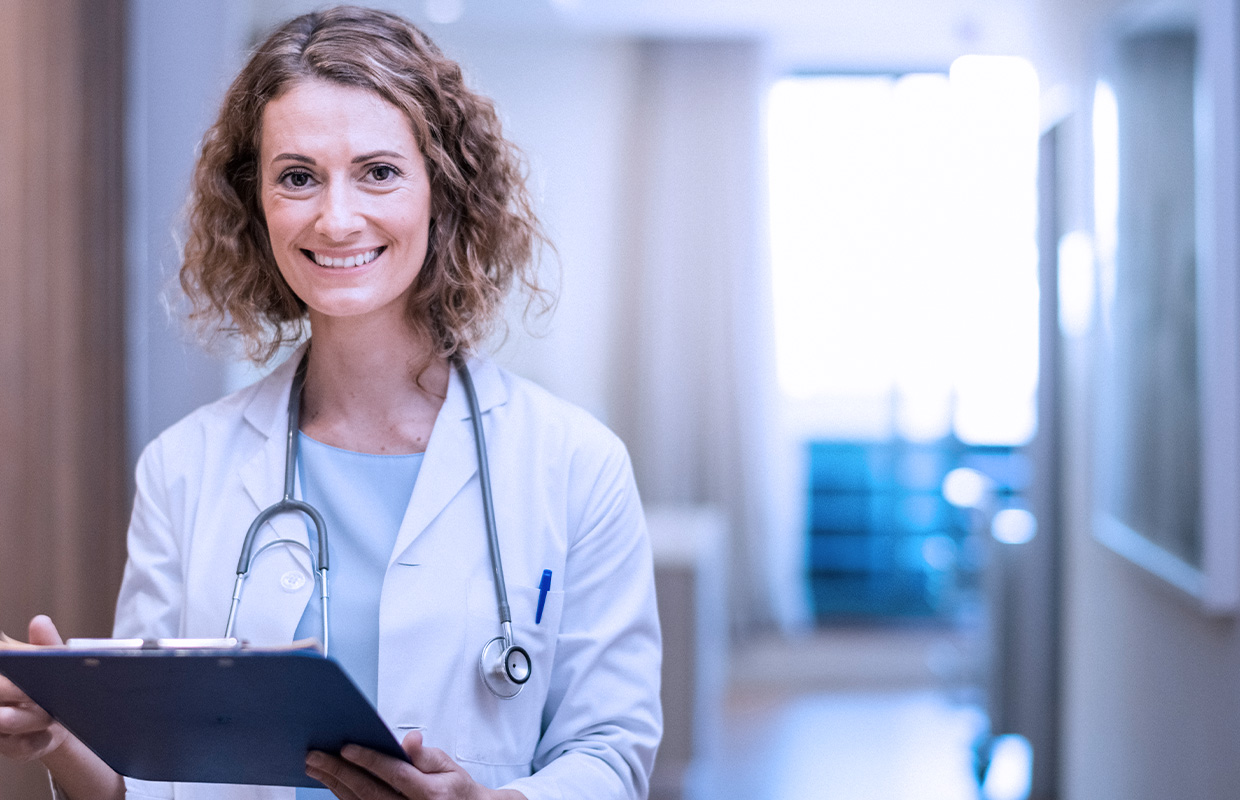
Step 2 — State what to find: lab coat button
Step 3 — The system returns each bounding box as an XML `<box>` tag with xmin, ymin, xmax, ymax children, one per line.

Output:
<box><xmin>280</xmin><ymin>570</ymin><xmax>307</xmax><ymax>592</ymax></box>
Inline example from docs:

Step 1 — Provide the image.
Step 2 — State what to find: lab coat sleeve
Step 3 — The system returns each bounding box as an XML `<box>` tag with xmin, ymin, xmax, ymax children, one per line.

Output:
<box><xmin>113</xmin><ymin>437</ymin><xmax>183</xmax><ymax>799</ymax></box>
<box><xmin>112</xmin><ymin>437</ymin><xmax>185</xmax><ymax>641</ymax></box>
<box><xmin>46</xmin><ymin>769</ymin><xmax>172</xmax><ymax>800</ymax></box>
<box><xmin>501</xmin><ymin>437</ymin><xmax>663</xmax><ymax>800</ymax></box>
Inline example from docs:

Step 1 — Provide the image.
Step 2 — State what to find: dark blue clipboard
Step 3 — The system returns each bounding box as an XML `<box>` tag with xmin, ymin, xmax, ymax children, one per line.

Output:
<box><xmin>0</xmin><ymin>645</ymin><xmax>408</xmax><ymax>787</ymax></box>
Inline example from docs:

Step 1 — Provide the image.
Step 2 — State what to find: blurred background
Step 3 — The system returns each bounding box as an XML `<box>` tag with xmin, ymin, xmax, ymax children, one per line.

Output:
<box><xmin>4</xmin><ymin>0</ymin><xmax>1240</xmax><ymax>798</ymax></box>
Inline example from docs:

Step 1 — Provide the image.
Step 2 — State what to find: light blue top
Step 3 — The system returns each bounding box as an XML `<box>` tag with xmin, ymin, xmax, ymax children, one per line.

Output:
<box><xmin>293</xmin><ymin>433</ymin><xmax>423</xmax><ymax>799</ymax></box>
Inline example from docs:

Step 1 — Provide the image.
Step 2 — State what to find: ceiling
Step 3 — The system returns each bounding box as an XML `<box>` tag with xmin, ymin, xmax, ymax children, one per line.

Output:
<box><xmin>255</xmin><ymin>0</ymin><xmax>1039</xmax><ymax>72</ymax></box>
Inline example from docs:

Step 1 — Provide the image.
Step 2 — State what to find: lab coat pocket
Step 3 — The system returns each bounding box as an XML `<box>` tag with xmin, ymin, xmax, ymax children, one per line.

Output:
<box><xmin>456</xmin><ymin>578</ymin><xmax>564</xmax><ymax>767</ymax></box>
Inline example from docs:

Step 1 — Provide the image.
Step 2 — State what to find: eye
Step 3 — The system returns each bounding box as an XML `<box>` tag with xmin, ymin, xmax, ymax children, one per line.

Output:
<box><xmin>277</xmin><ymin>169</ymin><xmax>315</xmax><ymax>190</ymax></box>
<box><xmin>367</xmin><ymin>164</ymin><xmax>401</xmax><ymax>183</ymax></box>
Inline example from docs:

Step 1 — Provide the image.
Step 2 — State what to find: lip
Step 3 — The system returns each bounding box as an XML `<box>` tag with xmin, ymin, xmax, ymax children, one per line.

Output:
<box><xmin>300</xmin><ymin>246</ymin><xmax>387</xmax><ymax>269</ymax></box>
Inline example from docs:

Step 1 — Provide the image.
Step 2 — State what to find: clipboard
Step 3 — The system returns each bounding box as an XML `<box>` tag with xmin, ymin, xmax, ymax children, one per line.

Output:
<box><xmin>0</xmin><ymin>640</ymin><xmax>408</xmax><ymax>787</ymax></box>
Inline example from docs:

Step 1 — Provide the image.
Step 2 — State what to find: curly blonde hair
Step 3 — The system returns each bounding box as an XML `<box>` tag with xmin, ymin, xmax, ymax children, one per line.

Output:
<box><xmin>181</xmin><ymin>5</ymin><xmax>549</xmax><ymax>363</ymax></box>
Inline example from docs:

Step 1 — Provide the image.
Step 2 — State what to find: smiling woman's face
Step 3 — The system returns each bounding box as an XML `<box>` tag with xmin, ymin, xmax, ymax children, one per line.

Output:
<box><xmin>259</xmin><ymin>79</ymin><xmax>432</xmax><ymax>325</ymax></box>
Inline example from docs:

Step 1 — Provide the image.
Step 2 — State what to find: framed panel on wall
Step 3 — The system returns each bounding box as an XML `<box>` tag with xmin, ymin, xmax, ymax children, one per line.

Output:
<box><xmin>1092</xmin><ymin>0</ymin><xmax>1240</xmax><ymax>612</ymax></box>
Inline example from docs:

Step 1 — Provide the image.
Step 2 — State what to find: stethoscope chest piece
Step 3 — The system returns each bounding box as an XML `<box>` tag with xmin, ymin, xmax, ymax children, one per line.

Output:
<box><xmin>479</xmin><ymin>635</ymin><xmax>531</xmax><ymax>698</ymax></box>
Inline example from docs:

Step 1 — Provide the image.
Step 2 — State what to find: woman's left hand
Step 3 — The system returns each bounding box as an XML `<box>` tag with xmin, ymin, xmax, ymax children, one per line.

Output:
<box><xmin>305</xmin><ymin>731</ymin><xmax>526</xmax><ymax>800</ymax></box>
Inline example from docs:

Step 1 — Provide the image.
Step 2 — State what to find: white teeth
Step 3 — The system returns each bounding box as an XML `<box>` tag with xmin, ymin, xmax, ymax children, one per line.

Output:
<box><xmin>313</xmin><ymin>248</ymin><xmax>379</xmax><ymax>268</ymax></box>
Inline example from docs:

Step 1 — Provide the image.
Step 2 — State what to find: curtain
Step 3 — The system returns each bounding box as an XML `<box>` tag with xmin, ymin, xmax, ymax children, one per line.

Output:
<box><xmin>610</xmin><ymin>39</ymin><xmax>780</xmax><ymax>636</ymax></box>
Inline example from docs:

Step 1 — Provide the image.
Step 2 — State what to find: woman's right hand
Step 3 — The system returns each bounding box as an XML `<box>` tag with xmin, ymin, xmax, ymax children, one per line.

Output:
<box><xmin>0</xmin><ymin>615</ymin><xmax>69</xmax><ymax>762</ymax></box>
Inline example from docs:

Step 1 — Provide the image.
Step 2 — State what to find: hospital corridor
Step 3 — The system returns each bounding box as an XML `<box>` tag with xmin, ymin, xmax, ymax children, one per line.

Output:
<box><xmin>3</xmin><ymin>0</ymin><xmax>1240</xmax><ymax>798</ymax></box>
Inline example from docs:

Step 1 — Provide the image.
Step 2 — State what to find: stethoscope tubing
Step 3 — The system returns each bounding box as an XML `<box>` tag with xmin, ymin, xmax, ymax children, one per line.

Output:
<box><xmin>226</xmin><ymin>355</ymin><xmax>332</xmax><ymax>652</ymax></box>
<box><xmin>454</xmin><ymin>358</ymin><xmax>515</xmax><ymax>641</ymax></box>
<box><xmin>224</xmin><ymin>350</ymin><xmax>526</xmax><ymax>694</ymax></box>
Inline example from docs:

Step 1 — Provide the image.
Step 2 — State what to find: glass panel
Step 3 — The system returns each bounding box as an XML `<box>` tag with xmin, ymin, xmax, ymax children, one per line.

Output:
<box><xmin>1096</xmin><ymin>29</ymin><xmax>1201</xmax><ymax>568</ymax></box>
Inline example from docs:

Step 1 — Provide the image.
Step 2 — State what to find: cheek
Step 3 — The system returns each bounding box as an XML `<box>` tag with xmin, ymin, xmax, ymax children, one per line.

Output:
<box><xmin>400</xmin><ymin>181</ymin><xmax>433</xmax><ymax>237</ymax></box>
<box><xmin>261</xmin><ymin>211</ymin><xmax>307</xmax><ymax>286</ymax></box>
<box><xmin>262</xmin><ymin>201</ymin><xmax>299</xmax><ymax>247</ymax></box>
<box><xmin>393</xmin><ymin>207</ymin><xmax>432</xmax><ymax>255</ymax></box>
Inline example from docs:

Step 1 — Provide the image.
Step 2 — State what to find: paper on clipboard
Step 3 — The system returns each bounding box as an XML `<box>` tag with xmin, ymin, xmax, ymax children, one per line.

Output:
<box><xmin>0</xmin><ymin>636</ymin><xmax>408</xmax><ymax>787</ymax></box>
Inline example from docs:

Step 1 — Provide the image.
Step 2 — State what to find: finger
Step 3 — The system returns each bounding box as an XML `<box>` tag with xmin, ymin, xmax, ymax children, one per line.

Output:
<box><xmin>28</xmin><ymin>616</ymin><xmax>63</xmax><ymax>647</ymax></box>
<box><xmin>307</xmin><ymin>751</ymin><xmax>393</xmax><ymax>800</ymax></box>
<box><xmin>305</xmin><ymin>767</ymin><xmax>364</xmax><ymax>800</ymax></box>
<box><xmin>400</xmin><ymin>729</ymin><xmax>424</xmax><ymax>757</ymax></box>
<box><xmin>0</xmin><ymin>674</ymin><xmax>34</xmax><ymax>704</ymax></box>
<box><xmin>0</xmin><ymin>729</ymin><xmax>55</xmax><ymax>762</ymax></box>
<box><xmin>305</xmin><ymin>753</ymin><xmax>365</xmax><ymax>800</ymax></box>
<box><xmin>0</xmin><ymin>704</ymin><xmax>55</xmax><ymax>735</ymax></box>
<box><xmin>304</xmin><ymin>765</ymin><xmax>364</xmax><ymax>800</ymax></box>
<box><xmin>398</xmin><ymin>731</ymin><xmax>456</xmax><ymax>775</ymax></box>
<box><xmin>340</xmin><ymin>744</ymin><xmax>428</xmax><ymax>796</ymax></box>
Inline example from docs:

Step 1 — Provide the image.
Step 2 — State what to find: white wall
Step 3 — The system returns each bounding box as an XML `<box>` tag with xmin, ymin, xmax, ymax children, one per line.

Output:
<box><xmin>126</xmin><ymin>0</ymin><xmax>251</xmax><ymax>464</ymax></box>
<box><xmin>1030</xmin><ymin>0</ymin><xmax>1240</xmax><ymax>797</ymax></box>
<box><xmin>426</xmin><ymin>28</ymin><xmax>641</xmax><ymax>427</ymax></box>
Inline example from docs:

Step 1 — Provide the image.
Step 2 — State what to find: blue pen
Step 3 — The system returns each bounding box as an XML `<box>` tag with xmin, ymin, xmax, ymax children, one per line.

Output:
<box><xmin>535</xmin><ymin>569</ymin><xmax>552</xmax><ymax>624</ymax></box>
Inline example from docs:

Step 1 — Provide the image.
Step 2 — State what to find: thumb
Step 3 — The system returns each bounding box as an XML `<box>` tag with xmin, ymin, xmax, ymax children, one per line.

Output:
<box><xmin>28</xmin><ymin>615</ymin><xmax>64</xmax><ymax>646</ymax></box>
<box><xmin>401</xmin><ymin>730</ymin><xmax>454</xmax><ymax>774</ymax></box>
<box><xmin>401</xmin><ymin>729</ymin><xmax>424</xmax><ymax>761</ymax></box>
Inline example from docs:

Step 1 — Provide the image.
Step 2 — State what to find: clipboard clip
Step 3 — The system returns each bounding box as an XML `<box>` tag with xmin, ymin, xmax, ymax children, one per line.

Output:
<box><xmin>67</xmin><ymin>638</ymin><xmax>243</xmax><ymax>650</ymax></box>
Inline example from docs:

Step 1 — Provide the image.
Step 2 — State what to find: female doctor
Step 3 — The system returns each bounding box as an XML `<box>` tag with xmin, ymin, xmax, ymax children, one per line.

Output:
<box><xmin>0</xmin><ymin>6</ymin><xmax>662</xmax><ymax>800</ymax></box>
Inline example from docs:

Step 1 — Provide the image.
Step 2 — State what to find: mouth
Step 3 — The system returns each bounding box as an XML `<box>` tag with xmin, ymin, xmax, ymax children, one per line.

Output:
<box><xmin>301</xmin><ymin>246</ymin><xmax>386</xmax><ymax>268</ymax></box>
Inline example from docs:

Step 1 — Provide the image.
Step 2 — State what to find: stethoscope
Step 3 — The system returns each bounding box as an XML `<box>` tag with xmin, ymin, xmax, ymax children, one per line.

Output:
<box><xmin>223</xmin><ymin>351</ymin><xmax>532</xmax><ymax>699</ymax></box>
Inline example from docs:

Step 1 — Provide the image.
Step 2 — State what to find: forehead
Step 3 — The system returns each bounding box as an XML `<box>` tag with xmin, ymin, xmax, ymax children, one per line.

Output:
<box><xmin>260</xmin><ymin>79</ymin><xmax>416</xmax><ymax>156</ymax></box>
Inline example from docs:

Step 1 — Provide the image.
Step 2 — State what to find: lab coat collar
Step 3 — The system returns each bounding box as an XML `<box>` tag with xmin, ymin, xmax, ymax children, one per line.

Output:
<box><xmin>237</xmin><ymin>342</ymin><xmax>507</xmax><ymax>438</ymax></box>
<box><xmin>390</xmin><ymin>353</ymin><xmax>505</xmax><ymax>562</ymax></box>
<box><xmin>241</xmin><ymin>341</ymin><xmax>309</xmax><ymax>448</ymax></box>
<box><xmin>447</xmin><ymin>354</ymin><xmax>505</xmax><ymax>420</ymax></box>
<box><xmin>233</xmin><ymin>341</ymin><xmax>508</xmax><ymax>560</ymax></box>
<box><xmin>235</xmin><ymin>342</ymin><xmax>313</xmax><ymax>560</ymax></box>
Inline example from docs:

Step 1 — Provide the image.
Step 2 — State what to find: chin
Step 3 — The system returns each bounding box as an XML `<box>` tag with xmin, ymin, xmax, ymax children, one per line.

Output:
<box><xmin>304</xmin><ymin>292</ymin><xmax>410</xmax><ymax>324</ymax></box>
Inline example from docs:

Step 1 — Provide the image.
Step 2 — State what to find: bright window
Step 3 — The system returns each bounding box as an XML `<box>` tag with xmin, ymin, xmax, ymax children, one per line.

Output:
<box><xmin>768</xmin><ymin>58</ymin><xmax>1041</xmax><ymax>446</ymax></box>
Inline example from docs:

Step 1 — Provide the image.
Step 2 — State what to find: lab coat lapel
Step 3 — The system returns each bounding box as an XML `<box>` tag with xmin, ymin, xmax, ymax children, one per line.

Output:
<box><xmin>238</xmin><ymin>346</ymin><xmax>312</xmax><ymax>552</ymax></box>
<box><xmin>390</xmin><ymin>358</ymin><xmax>506</xmax><ymax>563</ymax></box>
<box><xmin>227</xmin><ymin>347</ymin><xmax>318</xmax><ymax>644</ymax></box>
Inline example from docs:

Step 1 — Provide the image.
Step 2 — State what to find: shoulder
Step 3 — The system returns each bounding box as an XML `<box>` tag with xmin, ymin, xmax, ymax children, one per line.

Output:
<box><xmin>137</xmin><ymin>356</ymin><xmax>294</xmax><ymax>471</ymax></box>
<box><xmin>487</xmin><ymin>362</ymin><xmax>627</xmax><ymax>462</ymax></box>
<box><xmin>480</xmin><ymin>362</ymin><xmax>643</xmax><ymax>545</ymax></box>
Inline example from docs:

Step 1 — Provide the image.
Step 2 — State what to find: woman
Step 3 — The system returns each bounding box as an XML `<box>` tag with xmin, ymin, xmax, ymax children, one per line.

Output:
<box><xmin>0</xmin><ymin>6</ymin><xmax>662</xmax><ymax>800</ymax></box>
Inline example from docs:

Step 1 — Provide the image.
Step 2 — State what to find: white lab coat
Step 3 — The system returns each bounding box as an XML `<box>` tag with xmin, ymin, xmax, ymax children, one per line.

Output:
<box><xmin>110</xmin><ymin>346</ymin><xmax>663</xmax><ymax>800</ymax></box>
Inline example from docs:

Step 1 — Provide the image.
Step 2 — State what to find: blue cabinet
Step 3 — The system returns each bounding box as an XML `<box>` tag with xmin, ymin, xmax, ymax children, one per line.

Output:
<box><xmin>807</xmin><ymin>439</ymin><xmax>1028</xmax><ymax>620</ymax></box>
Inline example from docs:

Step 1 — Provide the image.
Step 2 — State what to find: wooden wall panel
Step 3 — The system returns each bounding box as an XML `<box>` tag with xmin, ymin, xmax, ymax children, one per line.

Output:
<box><xmin>0</xmin><ymin>0</ymin><xmax>128</xmax><ymax>796</ymax></box>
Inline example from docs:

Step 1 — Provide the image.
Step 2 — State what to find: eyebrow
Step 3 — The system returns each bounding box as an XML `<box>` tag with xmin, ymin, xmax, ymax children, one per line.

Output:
<box><xmin>352</xmin><ymin>150</ymin><xmax>407</xmax><ymax>163</ymax></box>
<box><xmin>269</xmin><ymin>150</ymin><xmax>408</xmax><ymax>166</ymax></box>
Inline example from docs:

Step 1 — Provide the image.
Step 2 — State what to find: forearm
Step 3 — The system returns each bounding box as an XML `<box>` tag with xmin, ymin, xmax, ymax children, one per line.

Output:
<box><xmin>42</xmin><ymin>734</ymin><xmax>124</xmax><ymax>800</ymax></box>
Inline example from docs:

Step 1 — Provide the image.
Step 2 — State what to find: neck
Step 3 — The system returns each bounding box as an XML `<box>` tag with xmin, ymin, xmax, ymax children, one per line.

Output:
<box><xmin>299</xmin><ymin>309</ymin><xmax>451</xmax><ymax>454</ymax></box>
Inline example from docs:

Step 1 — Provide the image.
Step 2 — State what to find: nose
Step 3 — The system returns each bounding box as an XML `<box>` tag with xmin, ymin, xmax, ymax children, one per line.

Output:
<box><xmin>314</xmin><ymin>181</ymin><xmax>363</xmax><ymax>241</ymax></box>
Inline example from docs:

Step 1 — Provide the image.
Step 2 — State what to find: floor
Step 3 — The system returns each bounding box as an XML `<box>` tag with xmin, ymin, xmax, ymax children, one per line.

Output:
<box><xmin>682</xmin><ymin>625</ymin><xmax>1022</xmax><ymax>800</ymax></box>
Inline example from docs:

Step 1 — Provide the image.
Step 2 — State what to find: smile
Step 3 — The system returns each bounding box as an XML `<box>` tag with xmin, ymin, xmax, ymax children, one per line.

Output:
<box><xmin>302</xmin><ymin>247</ymin><xmax>385</xmax><ymax>268</ymax></box>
